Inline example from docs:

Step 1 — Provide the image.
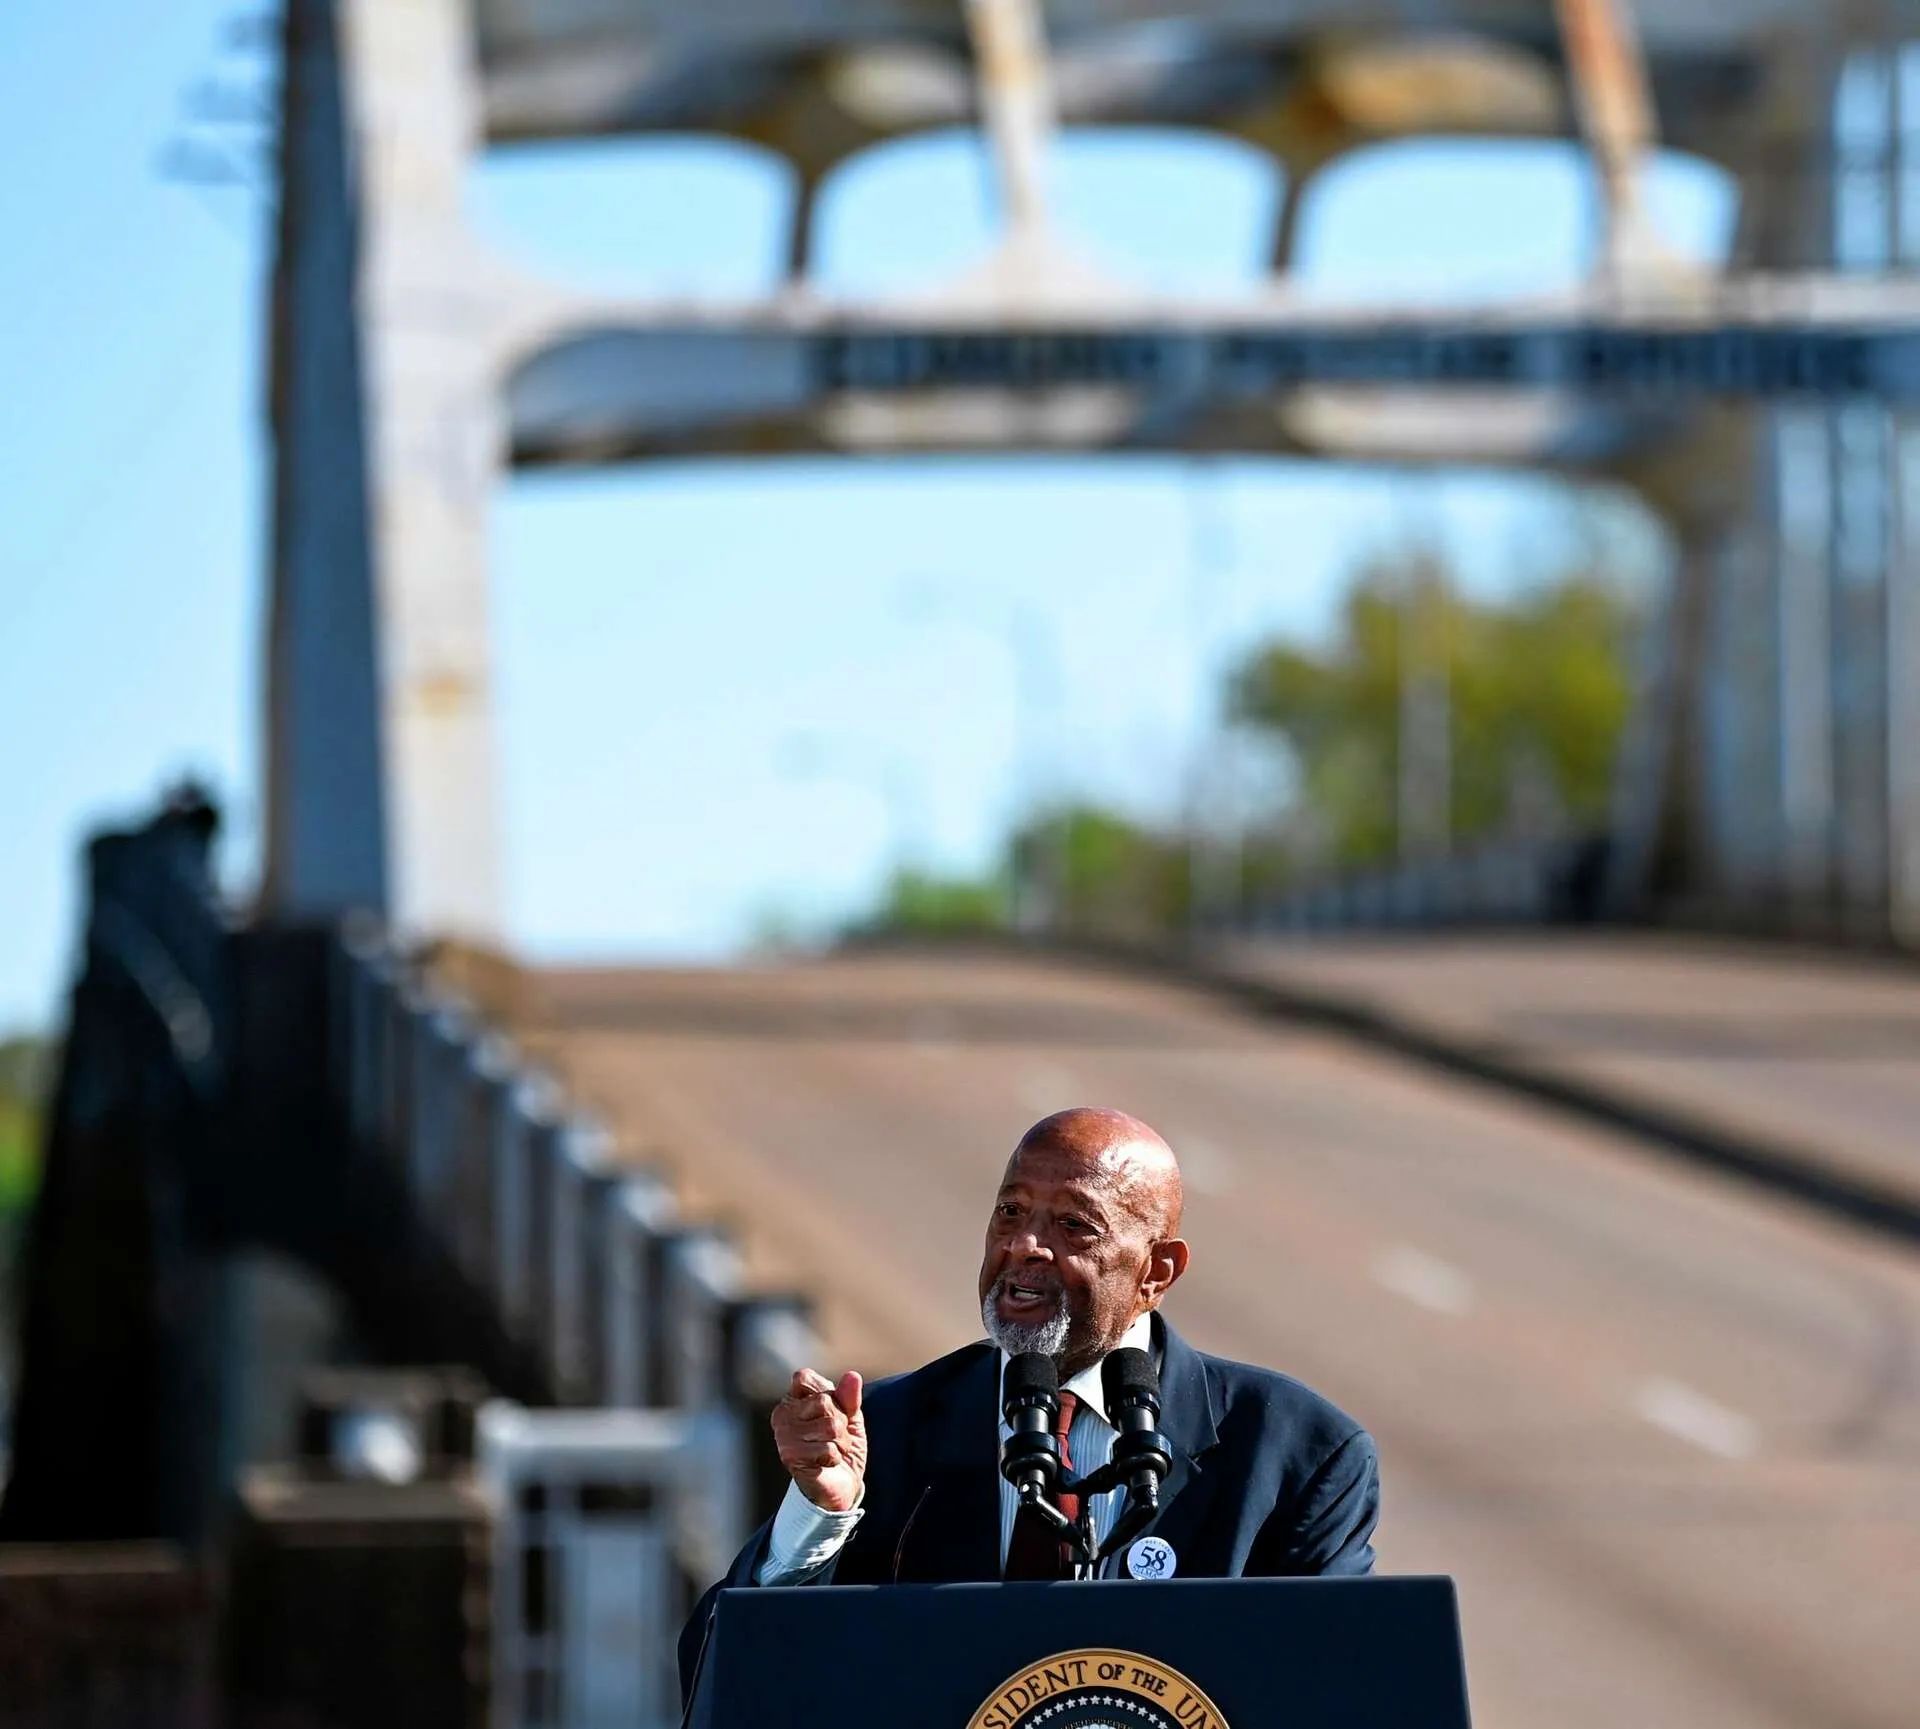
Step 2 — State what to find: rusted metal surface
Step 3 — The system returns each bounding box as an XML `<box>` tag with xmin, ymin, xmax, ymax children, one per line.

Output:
<box><xmin>226</xmin><ymin>1471</ymin><xmax>493</xmax><ymax>1729</ymax></box>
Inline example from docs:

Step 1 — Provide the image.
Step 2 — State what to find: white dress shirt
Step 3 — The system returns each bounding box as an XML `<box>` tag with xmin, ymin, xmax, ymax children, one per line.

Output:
<box><xmin>759</xmin><ymin>1311</ymin><xmax>1155</xmax><ymax>1585</ymax></box>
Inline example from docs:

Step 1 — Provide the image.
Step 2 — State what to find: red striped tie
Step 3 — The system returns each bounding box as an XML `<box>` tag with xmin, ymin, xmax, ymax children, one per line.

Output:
<box><xmin>1004</xmin><ymin>1391</ymin><xmax>1079</xmax><ymax>1579</ymax></box>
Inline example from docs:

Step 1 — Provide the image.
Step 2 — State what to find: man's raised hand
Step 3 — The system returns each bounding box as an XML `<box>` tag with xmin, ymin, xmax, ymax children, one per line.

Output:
<box><xmin>771</xmin><ymin>1367</ymin><xmax>867</xmax><ymax>1513</ymax></box>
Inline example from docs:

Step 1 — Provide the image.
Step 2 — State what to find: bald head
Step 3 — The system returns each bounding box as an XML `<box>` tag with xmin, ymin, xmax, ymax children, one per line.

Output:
<box><xmin>980</xmin><ymin>1106</ymin><xmax>1192</xmax><ymax>1375</ymax></box>
<box><xmin>1012</xmin><ymin>1107</ymin><xmax>1185</xmax><ymax>1237</ymax></box>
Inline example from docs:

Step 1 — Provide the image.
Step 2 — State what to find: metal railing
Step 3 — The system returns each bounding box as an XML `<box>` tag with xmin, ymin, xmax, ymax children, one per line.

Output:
<box><xmin>12</xmin><ymin>789</ymin><xmax>821</xmax><ymax>1727</ymax></box>
<box><xmin>331</xmin><ymin>923</ymin><xmax>819</xmax><ymax>1418</ymax></box>
<box><xmin>329</xmin><ymin>922</ymin><xmax>819</xmax><ymax>1729</ymax></box>
<box><xmin>1242</xmin><ymin>834</ymin><xmax>1615</xmax><ymax>935</ymax></box>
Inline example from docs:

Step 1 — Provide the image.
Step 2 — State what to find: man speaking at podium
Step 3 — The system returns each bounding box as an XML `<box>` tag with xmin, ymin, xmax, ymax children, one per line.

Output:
<box><xmin>682</xmin><ymin>1106</ymin><xmax>1378</xmax><ymax>1682</ymax></box>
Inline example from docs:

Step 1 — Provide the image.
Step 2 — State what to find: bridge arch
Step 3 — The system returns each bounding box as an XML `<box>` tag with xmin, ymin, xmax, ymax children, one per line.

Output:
<box><xmin>470</xmin><ymin>134</ymin><xmax>798</xmax><ymax>297</ymax></box>
<box><xmin>1292</xmin><ymin>136</ymin><xmax>1742</xmax><ymax>299</ymax></box>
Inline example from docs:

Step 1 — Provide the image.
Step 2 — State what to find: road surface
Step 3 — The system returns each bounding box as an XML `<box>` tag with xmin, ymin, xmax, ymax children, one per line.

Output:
<box><xmin>510</xmin><ymin>948</ymin><xmax>1920</xmax><ymax>1729</ymax></box>
<box><xmin>1219</xmin><ymin>930</ymin><xmax>1920</xmax><ymax>1210</ymax></box>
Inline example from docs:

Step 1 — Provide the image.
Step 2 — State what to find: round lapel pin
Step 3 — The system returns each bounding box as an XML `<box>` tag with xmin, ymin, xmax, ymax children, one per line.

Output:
<box><xmin>1126</xmin><ymin>1535</ymin><xmax>1177</xmax><ymax>1580</ymax></box>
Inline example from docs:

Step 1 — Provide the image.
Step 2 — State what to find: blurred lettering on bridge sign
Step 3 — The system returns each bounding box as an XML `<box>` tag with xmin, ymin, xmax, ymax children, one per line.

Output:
<box><xmin>813</xmin><ymin>326</ymin><xmax>1911</xmax><ymax>399</ymax></box>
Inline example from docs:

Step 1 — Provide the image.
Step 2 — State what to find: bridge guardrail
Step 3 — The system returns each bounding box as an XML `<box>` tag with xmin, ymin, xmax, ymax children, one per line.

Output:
<box><xmin>332</xmin><ymin>924</ymin><xmax>825</xmax><ymax>1423</ymax></box>
<box><xmin>1243</xmin><ymin>834</ymin><xmax>1612</xmax><ymax>935</ymax></box>
<box><xmin>604</xmin><ymin>1173</ymin><xmax>677</xmax><ymax>1410</ymax></box>
<box><xmin>9</xmin><ymin>792</ymin><xmax>821</xmax><ymax>1726</ymax></box>
<box><xmin>330</xmin><ymin>922</ymin><xmax>825</xmax><ymax>1727</ymax></box>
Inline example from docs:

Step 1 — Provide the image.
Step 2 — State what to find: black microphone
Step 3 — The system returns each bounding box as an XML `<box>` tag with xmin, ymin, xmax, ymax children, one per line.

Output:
<box><xmin>999</xmin><ymin>1351</ymin><xmax>1062</xmax><ymax>1504</ymax></box>
<box><xmin>1101</xmin><ymin>1348</ymin><xmax>1172</xmax><ymax>1508</ymax></box>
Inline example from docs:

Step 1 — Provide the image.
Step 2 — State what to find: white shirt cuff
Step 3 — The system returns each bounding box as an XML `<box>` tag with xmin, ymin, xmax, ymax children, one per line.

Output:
<box><xmin>755</xmin><ymin>1480</ymin><xmax>865</xmax><ymax>1584</ymax></box>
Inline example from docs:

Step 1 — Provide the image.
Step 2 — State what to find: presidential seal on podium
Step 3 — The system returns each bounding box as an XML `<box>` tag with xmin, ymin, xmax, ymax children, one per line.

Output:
<box><xmin>968</xmin><ymin>1648</ymin><xmax>1229</xmax><ymax>1729</ymax></box>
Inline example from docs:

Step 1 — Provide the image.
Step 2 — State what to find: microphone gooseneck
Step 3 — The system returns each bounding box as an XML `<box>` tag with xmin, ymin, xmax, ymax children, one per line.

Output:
<box><xmin>1101</xmin><ymin>1347</ymin><xmax>1173</xmax><ymax>1511</ymax></box>
<box><xmin>999</xmin><ymin>1351</ymin><xmax>1063</xmax><ymax>1504</ymax></box>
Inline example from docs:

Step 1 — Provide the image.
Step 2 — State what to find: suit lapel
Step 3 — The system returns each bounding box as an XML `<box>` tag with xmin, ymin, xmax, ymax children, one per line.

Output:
<box><xmin>1129</xmin><ymin>1315</ymin><xmax>1224</xmax><ymax>1568</ymax></box>
<box><xmin>892</xmin><ymin>1344</ymin><xmax>1001</xmax><ymax>1584</ymax></box>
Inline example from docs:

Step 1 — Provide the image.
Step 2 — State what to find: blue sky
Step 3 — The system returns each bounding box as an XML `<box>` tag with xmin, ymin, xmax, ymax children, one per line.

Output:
<box><xmin>0</xmin><ymin>3</ymin><xmax>1733</xmax><ymax>1032</ymax></box>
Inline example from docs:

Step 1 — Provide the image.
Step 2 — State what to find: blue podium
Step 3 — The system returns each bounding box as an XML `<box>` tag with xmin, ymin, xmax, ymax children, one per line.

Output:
<box><xmin>687</xmin><ymin>1576</ymin><xmax>1471</xmax><ymax>1729</ymax></box>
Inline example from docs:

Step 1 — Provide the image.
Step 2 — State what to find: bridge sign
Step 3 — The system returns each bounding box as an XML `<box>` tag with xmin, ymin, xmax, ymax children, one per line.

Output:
<box><xmin>507</xmin><ymin>318</ymin><xmax>1920</xmax><ymax>464</ymax></box>
<box><xmin>813</xmin><ymin>325</ymin><xmax>1915</xmax><ymax>400</ymax></box>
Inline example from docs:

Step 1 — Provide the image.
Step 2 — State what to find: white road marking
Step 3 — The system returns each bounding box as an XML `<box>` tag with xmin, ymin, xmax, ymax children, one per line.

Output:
<box><xmin>1370</xmin><ymin>1244</ymin><xmax>1475</xmax><ymax>1317</ymax></box>
<box><xmin>1634</xmin><ymin>1378</ymin><xmax>1758</xmax><ymax>1461</ymax></box>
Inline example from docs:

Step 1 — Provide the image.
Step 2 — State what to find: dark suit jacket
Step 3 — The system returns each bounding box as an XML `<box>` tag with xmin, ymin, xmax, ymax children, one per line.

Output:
<box><xmin>680</xmin><ymin>1316</ymin><xmax>1379</xmax><ymax>1697</ymax></box>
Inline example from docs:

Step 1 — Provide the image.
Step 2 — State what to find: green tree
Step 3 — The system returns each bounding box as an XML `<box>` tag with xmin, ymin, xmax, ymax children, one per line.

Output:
<box><xmin>0</xmin><ymin>1036</ymin><xmax>53</xmax><ymax>1372</ymax></box>
<box><xmin>1229</xmin><ymin>553</ymin><xmax>1638</xmax><ymax>870</ymax></box>
<box><xmin>1012</xmin><ymin>804</ymin><xmax>1191</xmax><ymax>939</ymax></box>
<box><xmin>851</xmin><ymin>806</ymin><xmax>1194</xmax><ymax>943</ymax></box>
<box><xmin>0</xmin><ymin>1037</ymin><xmax>51</xmax><ymax>1225</ymax></box>
<box><xmin>852</xmin><ymin>866</ymin><xmax>1010</xmax><ymax>938</ymax></box>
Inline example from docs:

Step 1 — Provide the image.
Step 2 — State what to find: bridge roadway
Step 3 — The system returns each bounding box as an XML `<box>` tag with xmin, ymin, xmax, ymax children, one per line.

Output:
<box><xmin>500</xmin><ymin>948</ymin><xmax>1920</xmax><ymax>1729</ymax></box>
<box><xmin>1214</xmin><ymin>931</ymin><xmax>1920</xmax><ymax>1217</ymax></box>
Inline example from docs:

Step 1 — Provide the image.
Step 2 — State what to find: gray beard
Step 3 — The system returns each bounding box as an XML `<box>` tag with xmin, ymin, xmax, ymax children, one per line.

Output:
<box><xmin>982</xmin><ymin>1279</ymin><xmax>1072</xmax><ymax>1360</ymax></box>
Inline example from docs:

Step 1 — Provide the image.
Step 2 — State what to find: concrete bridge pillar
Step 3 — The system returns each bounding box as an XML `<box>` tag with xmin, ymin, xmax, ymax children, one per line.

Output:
<box><xmin>1607</xmin><ymin>33</ymin><xmax>1920</xmax><ymax>943</ymax></box>
<box><xmin>1605</xmin><ymin>421</ymin><xmax>1757</xmax><ymax>917</ymax></box>
<box><xmin>264</xmin><ymin>0</ymin><xmax>504</xmax><ymax>942</ymax></box>
<box><xmin>1889</xmin><ymin>408</ymin><xmax>1920</xmax><ymax>941</ymax></box>
<box><xmin>343</xmin><ymin>0</ymin><xmax>504</xmax><ymax>944</ymax></box>
<box><xmin>1756</xmin><ymin>36</ymin><xmax>1920</xmax><ymax>941</ymax></box>
<box><xmin>261</xmin><ymin>0</ymin><xmax>387</xmax><ymax>923</ymax></box>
